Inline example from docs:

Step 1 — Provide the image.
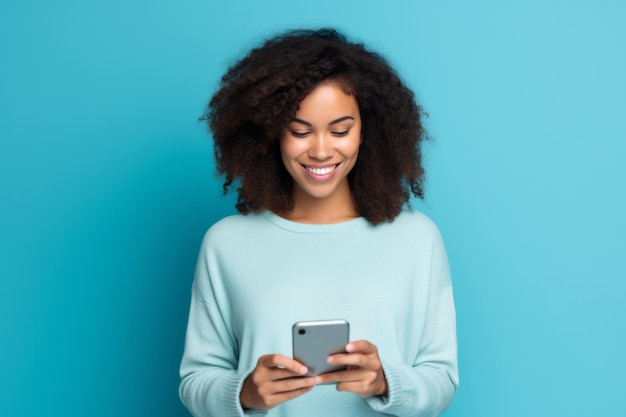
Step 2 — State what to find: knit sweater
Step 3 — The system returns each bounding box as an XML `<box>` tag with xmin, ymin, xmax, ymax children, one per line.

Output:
<box><xmin>179</xmin><ymin>210</ymin><xmax>458</xmax><ymax>417</ymax></box>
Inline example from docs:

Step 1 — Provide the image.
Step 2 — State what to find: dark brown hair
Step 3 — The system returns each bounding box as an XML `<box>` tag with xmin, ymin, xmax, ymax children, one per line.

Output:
<box><xmin>204</xmin><ymin>28</ymin><xmax>427</xmax><ymax>224</ymax></box>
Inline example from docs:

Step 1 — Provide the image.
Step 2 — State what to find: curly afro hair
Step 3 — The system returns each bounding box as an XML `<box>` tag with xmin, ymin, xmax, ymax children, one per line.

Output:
<box><xmin>204</xmin><ymin>28</ymin><xmax>427</xmax><ymax>225</ymax></box>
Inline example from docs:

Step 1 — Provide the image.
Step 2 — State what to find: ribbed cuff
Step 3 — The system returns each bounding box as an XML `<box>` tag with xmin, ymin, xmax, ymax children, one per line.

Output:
<box><xmin>364</xmin><ymin>361</ymin><xmax>399</xmax><ymax>412</ymax></box>
<box><xmin>235</xmin><ymin>367</ymin><xmax>268</xmax><ymax>416</ymax></box>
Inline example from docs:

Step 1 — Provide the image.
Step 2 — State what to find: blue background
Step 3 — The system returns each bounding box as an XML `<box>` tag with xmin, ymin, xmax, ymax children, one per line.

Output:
<box><xmin>2</xmin><ymin>0</ymin><xmax>624</xmax><ymax>415</ymax></box>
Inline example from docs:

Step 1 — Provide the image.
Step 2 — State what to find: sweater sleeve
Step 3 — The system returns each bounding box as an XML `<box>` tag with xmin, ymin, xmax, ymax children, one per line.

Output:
<box><xmin>179</xmin><ymin>235</ymin><xmax>267</xmax><ymax>417</ymax></box>
<box><xmin>365</xmin><ymin>228</ymin><xmax>459</xmax><ymax>417</ymax></box>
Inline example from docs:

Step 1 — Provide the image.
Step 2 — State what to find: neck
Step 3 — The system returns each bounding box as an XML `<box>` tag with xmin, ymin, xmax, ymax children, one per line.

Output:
<box><xmin>279</xmin><ymin>186</ymin><xmax>359</xmax><ymax>225</ymax></box>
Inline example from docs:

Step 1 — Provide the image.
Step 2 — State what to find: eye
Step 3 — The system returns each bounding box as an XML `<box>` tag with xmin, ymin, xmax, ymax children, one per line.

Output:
<box><xmin>332</xmin><ymin>130</ymin><xmax>350</xmax><ymax>137</ymax></box>
<box><xmin>290</xmin><ymin>130</ymin><xmax>310</xmax><ymax>138</ymax></box>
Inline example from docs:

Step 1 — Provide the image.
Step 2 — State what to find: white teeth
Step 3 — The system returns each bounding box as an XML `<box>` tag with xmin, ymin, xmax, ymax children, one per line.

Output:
<box><xmin>306</xmin><ymin>165</ymin><xmax>336</xmax><ymax>175</ymax></box>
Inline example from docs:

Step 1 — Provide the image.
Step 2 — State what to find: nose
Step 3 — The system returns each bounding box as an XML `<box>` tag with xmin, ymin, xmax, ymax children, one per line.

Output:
<box><xmin>308</xmin><ymin>133</ymin><xmax>332</xmax><ymax>160</ymax></box>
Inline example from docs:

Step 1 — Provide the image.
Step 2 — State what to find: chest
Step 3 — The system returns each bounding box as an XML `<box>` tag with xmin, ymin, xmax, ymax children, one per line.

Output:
<box><xmin>213</xmin><ymin>232</ymin><xmax>432</xmax><ymax>351</ymax></box>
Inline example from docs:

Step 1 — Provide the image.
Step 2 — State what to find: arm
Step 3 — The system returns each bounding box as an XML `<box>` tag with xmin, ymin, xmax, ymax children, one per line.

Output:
<box><xmin>367</xmin><ymin>230</ymin><xmax>459</xmax><ymax>417</ymax></box>
<box><xmin>367</xmin><ymin>285</ymin><xmax>458</xmax><ymax>416</ymax></box>
<box><xmin>178</xmin><ymin>226</ymin><xmax>256</xmax><ymax>417</ymax></box>
<box><xmin>179</xmin><ymin>286</ymin><xmax>255</xmax><ymax>417</ymax></box>
<box><xmin>319</xmin><ymin>287</ymin><xmax>457</xmax><ymax>417</ymax></box>
<box><xmin>319</xmin><ymin>223</ymin><xmax>459</xmax><ymax>416</ymax></box>
<box><xmin>179</xmin><ymin>232</ymin><xmax>320</xmax><ymax>416</ymax></box>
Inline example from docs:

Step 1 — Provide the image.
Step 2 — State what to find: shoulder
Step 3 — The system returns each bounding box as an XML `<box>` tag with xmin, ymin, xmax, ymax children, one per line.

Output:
<box><xmin>208</xmin><ymin>212</ymin><xmax>264</xmax><ymax>232</ymax></box>
<box><xmin>373</xmin><ymin>210</ymin><xmax>448</xmax><ymax>258</ymax></box>
<box><xmin>384</xmin><ymin>210</ymin><xmax>442</xmax><ymax>240</ymax></box>
<box><xmin>393</xmin><ymin>211</ymin><xmax>452</xmax><ymax>289</ymax></box>
<box><xmin>200</xmin><ymin>212</ymin><xmax>269</xmax><ymax>247</ymax></box>
<box><xmin>392</xmin><ymin>210</ymin><xmax>437</xmax><ymax>228</ymax></box>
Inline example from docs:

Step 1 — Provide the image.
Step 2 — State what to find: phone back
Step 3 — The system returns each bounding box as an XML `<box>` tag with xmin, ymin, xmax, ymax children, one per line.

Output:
<box><xmin>292</xmin><ymin>319</ymin><xmax>349</xmax><ymax>377</ymax></box>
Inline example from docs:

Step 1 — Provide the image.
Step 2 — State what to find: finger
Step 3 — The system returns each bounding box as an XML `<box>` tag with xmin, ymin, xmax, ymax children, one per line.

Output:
<box><xmin>335</xmin><ymin>380</ymin><xmax>375</xmax><ymax>396</ymax></box>
<box><xmin>334</xmin><ymin>373</ymin><xmax>387</xmax><ymax>397</ymax></box>
<box><xmin>265</xmin><ymin>386</ymin><xmax>314</xmax><ymax>407</ymax></box>
<box><xmin>269</xmin><ymin>368</ymin><xmax>312</xmax><ymax>381</ymax></box>
<box><xmin>345</xmin><ymin>340</ymin><xmax>378</xmax><ymax>355</ymax></box>
<box><xmin>259</xmin><ymin>354</ymin><xmax>308</xmax><ymax>375</ymax></box>
<box><xmin>315</xmin><ymin>368</ymin><xmax>364</xmax><ymax>385</ymax></box>
<box><xmin>327</xmin><ymin>352</ymin><xmax>365</xmax><ymax>367</ymax></box>
<box><xmin>273</xmin><ymin>376</ymin><xmax>322</xmax><ymax>393</ymax></box>
<box><xmin>242</xmin><ymin>373</ymin><xmax>319</xmax><ymax>410</ymax></box>
<box><xmin>328</xmin><ymin>351</ymin><xmax>382</xmax><ymax>371</ymax></box>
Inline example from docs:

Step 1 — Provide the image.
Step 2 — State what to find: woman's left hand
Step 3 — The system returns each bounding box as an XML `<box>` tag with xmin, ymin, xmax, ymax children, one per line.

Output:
<box><xmin>316</xmin><ymin>340</ymin><xmax>388</xmax><ymax>398</ymax></box>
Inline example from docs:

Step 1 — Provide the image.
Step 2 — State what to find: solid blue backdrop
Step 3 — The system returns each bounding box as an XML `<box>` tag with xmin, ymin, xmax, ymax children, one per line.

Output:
<box><xmin>1</xmin><ymin>1</ymin><xmax>624</xmax><ymax>416</ymax></box>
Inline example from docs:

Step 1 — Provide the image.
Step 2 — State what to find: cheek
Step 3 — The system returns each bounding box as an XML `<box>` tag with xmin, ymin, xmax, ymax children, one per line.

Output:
<box><xmin>279</xmin><ymin>139</ymin><xmax>302</xmax><ymax>173</ymax></box>
<box><xmin>344</xmin><ymin>134</ymin><xmax>362</xmax><ymax>159</ymax></box>
<box><xmin>279</xmin><ymin>138</ymin><xmax>301</xmax><ymax>160</ymax></box>
<box><xmin>279</xmin><ymin>138</ymin><xmax>292</xmax><ymax>162</ymax></box>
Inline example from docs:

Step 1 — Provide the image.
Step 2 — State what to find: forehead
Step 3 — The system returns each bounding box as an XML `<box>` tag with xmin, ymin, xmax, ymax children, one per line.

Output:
<box><xmin>294</xmin><ymin>82</ymin><xmax>359</xmax><ymax>119</ymax></box>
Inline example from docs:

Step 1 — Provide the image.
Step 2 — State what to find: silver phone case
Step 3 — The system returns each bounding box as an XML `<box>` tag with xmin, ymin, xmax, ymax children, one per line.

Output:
<box><xmin>292</xmin><ymin>319</ymin><xmax>349</xmax><ymax>377</ymax></box>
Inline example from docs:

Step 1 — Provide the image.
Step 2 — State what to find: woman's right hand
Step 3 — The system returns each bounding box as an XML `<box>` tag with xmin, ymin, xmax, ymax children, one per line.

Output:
<box><xmin>240</xmin><ymin>354</ymin><xmax>321</xmax><ymax>410</ymax></box>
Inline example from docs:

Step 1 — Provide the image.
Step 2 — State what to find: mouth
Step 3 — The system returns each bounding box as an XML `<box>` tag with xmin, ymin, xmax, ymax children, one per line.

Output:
<box><xmin>303</xmin><ymin>164</ymin><xmax>339</xmax><ymax>176</ymax></box>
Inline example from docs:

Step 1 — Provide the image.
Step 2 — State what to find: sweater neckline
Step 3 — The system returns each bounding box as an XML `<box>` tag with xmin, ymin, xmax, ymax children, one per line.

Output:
<box><xmin>262</xmin><ymin>211</ymin><xmax>369</xmax><ymax>234</ymax></box>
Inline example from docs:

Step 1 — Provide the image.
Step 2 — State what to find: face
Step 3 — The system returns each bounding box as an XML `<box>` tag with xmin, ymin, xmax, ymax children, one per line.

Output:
<box><xmin>280</xmin><ymin>82</ymin><xmax>361</xmax><ymax>207</ymax></box>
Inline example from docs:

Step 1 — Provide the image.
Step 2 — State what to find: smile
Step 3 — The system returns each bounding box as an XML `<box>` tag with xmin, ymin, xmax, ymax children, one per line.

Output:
<box><xmin>304</xmin><ymin>164</ymin><xmax>339</xmax><ymax>175</ymax></box>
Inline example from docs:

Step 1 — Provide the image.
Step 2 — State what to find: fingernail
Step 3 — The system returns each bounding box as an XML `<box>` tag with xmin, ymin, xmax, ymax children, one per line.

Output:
<box><xmin>327</xmin><ymin>356</ymin><xmax>334</xmax><ymax>364</ymax></box>
<box><xmin>299</xmin><ymin>366</ymin><xmax>308</xmax><ymax>375</ymax></box>
<box><xmin>346</xmin><ymin>343</ymin><xmax>354</xmax><ymax>352</ymax></box>
<box><xmin>314</xmin><ymin>376</ymin><xmax>322</xmax><ymax>384</ymax></box>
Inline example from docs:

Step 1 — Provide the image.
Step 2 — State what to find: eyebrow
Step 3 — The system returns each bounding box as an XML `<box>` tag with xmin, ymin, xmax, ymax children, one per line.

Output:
<box><xmin>290</xmin><ymin>116</ymin><xmax>355</xmax><ymax>127</ymax></box>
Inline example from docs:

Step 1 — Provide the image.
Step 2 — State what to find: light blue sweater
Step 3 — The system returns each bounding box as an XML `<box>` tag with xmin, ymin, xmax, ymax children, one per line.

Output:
<box><xmin>179</xmin><ymin>210</ymin><xmax>458</xmax><ymax>416</ymax></box>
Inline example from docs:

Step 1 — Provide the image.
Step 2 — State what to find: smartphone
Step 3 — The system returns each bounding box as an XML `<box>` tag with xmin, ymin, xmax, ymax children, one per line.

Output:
<box><xmin>292</xmin><ymin>319</ymin><xmax>350</xmax><ymax>377</ymax></box>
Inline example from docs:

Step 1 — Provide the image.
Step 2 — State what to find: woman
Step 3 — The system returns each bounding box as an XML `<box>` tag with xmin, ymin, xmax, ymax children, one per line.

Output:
<box><xmin>179</xmin><ymin>28</ymin><xmax>458</xmax><ymax>416</ymax></box>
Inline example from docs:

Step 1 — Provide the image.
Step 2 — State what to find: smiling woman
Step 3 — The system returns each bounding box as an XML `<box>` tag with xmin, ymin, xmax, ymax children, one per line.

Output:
<box><xmin>205</xmin><ymin>29</ymin><xmax>426</xmax><ymax>225</ymax></box>
<box><xmin>279</xmin><ymin>81</ymin><xmax>362</xmax><ymax>223</ymax></box>
<box><xmin>179</xmin><ymin>28</ymin><xmax>458</xmax><ymax>417</ymax></box>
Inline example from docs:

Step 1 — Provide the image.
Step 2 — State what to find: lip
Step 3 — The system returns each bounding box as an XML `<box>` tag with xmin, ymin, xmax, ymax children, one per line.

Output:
<box><xmin>302</xmin><ymin>163</ymin><xmax>340</xmax><ymax>181</ymax></box>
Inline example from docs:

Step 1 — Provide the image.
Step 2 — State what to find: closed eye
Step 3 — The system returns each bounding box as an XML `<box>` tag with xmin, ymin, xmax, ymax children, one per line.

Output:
<box><xmin>290</xmin><ymin>131</ymin><xmax>310</xmax><ymax>138</ymax></box>
<box><xmin>332</xmin><ymin>130</ymin><xmax>350</xmax><ymax>137</ymax></box>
